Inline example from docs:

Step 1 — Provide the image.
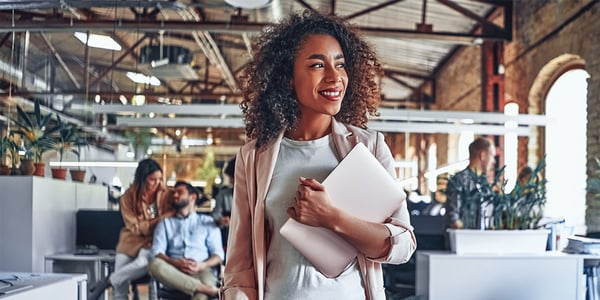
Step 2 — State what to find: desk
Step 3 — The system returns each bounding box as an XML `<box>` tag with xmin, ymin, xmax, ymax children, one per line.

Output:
<box><xmin>0</xmin><ymin>272</ymin><xmax>86</xmax><ymax>300</ymax></box>
<box><xmin>416</xmin><ymin>250</ymin><xmax>589</xmax><ymax>300</ymax></box>
<box><xmin>45</xmin><ymin>252</ymin><xmax>115</xmax><ymax>300</ymax></box>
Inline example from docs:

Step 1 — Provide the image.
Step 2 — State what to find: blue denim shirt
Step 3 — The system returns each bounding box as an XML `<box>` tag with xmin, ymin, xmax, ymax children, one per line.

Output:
<box><xmin>152</xmin><ymin>212</ymin><xmax>224</xmax><ymax>262</ymax></box>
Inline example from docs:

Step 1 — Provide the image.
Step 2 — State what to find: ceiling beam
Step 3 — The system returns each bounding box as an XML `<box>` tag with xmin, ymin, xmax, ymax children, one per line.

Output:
<box><xmin>39</xmin><ymin>32</ymin><xmax>81</xmax><ymax>89</ymax></box>
<box><xmin>115</xmin><ymin>116</ymin><xmax>532</xmax><ymax>136</ymax></box>
<box><xmin>95</xmin><ymin>104</ymin><xmax>549</xmax><ymax>126</ymax></box>
<box><xmin>90</xmin><ymin>34</ymin><xmax>150</xmax><ymax>87</ymax></box>
<box><xmin>0</xmin><ymin>19</ymin><xmax>512</xmax><ymax>42</ymax></box>
<box><xmin>2</xmin><ymin>91</ymin><xmax>240</xmax><ymax>100</ymax></box>
<box><xmin>343</xmin><ymin>0</ymin><xmax>407</xmax><ymax>20</ymax></box>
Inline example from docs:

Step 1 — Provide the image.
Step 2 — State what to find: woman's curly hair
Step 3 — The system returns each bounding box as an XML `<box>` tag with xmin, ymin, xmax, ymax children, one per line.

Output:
<box><xmin>239</xmin><ymin>9</ymin><xmax>384</xmax><ymax>148</ymax></box>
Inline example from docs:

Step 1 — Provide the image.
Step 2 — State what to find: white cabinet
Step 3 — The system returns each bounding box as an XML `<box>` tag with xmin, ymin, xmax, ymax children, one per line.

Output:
<box><xmin>0</xmin><ymin>176</ymin><xmax>107</xmax><ymax>273</ymax></box>
<box><xmin>416</xmin><ymin>250</ymin><xmax>587</xmax><ymax>300</ymax></box>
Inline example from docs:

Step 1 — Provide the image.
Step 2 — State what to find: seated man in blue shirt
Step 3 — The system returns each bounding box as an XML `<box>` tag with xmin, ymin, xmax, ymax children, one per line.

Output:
<box><xmin>148</xmin><ymin>181</ymin><xmax>224</xmax><ymax>300</ymax></box>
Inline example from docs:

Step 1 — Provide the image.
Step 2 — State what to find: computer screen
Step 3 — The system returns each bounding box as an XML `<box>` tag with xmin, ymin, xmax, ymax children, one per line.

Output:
<box><xmin>76</xmin><ymin>210</ymin><xmax>124</xmax><ymax>250</ymax></box>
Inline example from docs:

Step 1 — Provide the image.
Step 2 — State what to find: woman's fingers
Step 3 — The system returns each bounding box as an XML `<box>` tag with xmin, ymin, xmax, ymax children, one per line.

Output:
<box><xmin>299</xmin><ymin>176</ymin><xmax>325</xmax><ymax>191</ymax></box>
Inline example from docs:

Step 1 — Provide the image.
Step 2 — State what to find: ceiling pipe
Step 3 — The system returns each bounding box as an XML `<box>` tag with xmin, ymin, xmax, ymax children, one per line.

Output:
<box><xmin>176</xmin><ymin>7</ymin><xmax>239</xmax><ymax>92</ymax></box>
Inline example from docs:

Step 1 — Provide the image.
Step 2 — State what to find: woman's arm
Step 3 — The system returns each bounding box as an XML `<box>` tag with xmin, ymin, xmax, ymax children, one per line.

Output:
<box><xmin>288</xmin><ymin>133</ymin><xmax>416</xmax><ymax>261</ymax></box>
<box><xmin>289</xmin><ymin>177</ymin><xmax>393</xmax><ymax>258</ymax></box>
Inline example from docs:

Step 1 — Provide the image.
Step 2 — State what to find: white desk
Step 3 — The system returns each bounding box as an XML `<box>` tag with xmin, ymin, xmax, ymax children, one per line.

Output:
<box><xmin>416</xmin><ymin>250</ymin><xmax>589</xmax><ymax>300</ymax></box>
<box><xmin>45</xmin><ymin>252</ymin><xmax>115</xmax><ymax>300</ymax></box>
<box><xmin>0</xmin><ymin>272</ymin><xmax>87</xmax><ymax>300</ymax></box>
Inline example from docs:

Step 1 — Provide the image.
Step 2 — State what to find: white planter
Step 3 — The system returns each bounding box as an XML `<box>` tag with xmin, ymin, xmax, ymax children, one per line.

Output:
<box><xmin>447</xmin><ymin>229</ymin><xmax>550</xmax><ymax>254</ymax></box>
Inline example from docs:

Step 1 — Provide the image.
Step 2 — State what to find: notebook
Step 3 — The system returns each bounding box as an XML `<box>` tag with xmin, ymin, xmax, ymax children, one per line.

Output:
<box><xmin>279</xmin><ymin>143</ymin><xmax>406</xmax><ymax>278</ymax></box>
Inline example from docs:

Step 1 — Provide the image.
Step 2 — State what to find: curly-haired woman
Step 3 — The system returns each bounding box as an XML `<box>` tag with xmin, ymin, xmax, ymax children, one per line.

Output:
<box><xmin>222</xmin><ymin>10</ymin><xmax>416</xmax><ymax>300</ymax></box>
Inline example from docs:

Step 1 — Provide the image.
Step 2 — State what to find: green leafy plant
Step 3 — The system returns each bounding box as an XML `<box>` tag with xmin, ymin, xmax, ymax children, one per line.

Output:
<box><xmin>1</xmin><ymin>134</ymin><xmax>21</xmax><ymax>168</ymax></box>
<box><xmin>11</xmin><ymin>99</ymin><xmax>61</xmax><ymax>163</ymax></box>
<box><xmin>443</xmin><ymin>158</ymin><xmax>547</xmax><ymax>230</ymax></box>
<box><xmin>49</xmin><ymin>117</ymin><xmax>84</xmax><ymax>168</ymax></box>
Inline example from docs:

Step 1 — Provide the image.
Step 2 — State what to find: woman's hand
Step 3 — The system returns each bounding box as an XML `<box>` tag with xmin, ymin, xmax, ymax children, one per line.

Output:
<box><xmin>287</xmin><ymin>177</ymin><xmax>338</xmax><ymax>229</ymax></box>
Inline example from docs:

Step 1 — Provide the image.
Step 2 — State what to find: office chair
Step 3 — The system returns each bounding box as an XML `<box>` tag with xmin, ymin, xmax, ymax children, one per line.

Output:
<box><xmin>131</xmin><ymin>274</ymin><xmax>155</xmax><ymax>300</ymax></box>
<box><xmin>155</xmin><ymin>264</ymin><xmax>222</xmax><ymax>300</ymax></box>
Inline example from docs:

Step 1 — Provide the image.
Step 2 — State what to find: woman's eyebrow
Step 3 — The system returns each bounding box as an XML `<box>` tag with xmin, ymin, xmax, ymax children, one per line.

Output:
<box><xmin>306</xmin><ymin>53</ymin><xmax>345</xmax><ymax>60</ymax></box>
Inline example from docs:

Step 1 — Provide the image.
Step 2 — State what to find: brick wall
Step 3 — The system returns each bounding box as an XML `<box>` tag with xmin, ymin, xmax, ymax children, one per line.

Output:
<box><xmin>428</xmin><ymin>0</ymin><xmax>600</xmax><ymax>231</ymax></box>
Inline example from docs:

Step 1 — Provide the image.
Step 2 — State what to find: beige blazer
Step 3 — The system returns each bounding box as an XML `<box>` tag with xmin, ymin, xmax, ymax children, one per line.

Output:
<box><xmin>222</xmin><ymin>118</ymin><xmax>417</xmax><ymax>300</ymax></box>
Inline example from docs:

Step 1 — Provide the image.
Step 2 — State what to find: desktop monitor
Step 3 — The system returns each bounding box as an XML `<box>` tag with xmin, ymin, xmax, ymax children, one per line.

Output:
<box><xmin>76</xmin><ymin>209</ymin><xmax>124</xmax><ymax>251</ymax></box>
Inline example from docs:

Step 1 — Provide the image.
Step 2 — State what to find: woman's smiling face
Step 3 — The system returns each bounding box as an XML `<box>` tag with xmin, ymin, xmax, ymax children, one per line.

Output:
<box><xmin>292</xmin><ymin>34</ymin><xmax>348</xmax><ymax>119</ymax></box>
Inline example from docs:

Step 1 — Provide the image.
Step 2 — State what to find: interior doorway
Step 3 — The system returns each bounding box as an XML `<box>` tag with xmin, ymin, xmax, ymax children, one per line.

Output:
<box><xmin>544</xmin><ymin>68</ymin><xmax>589</xmax><ymax>234</ymax></box>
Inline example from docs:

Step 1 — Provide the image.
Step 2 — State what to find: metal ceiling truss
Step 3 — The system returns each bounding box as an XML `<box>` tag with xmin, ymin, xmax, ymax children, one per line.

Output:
<box><xmin>0</xmin><ymin>0</ymin><xmax>515</xmax><ymax>146</ymax></box>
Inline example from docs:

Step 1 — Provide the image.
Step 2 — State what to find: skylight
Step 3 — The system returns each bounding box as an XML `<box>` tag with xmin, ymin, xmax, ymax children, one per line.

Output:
<box><xmin>74</xmin><ymin>32</ymin><xmax>122</xmax><ymax>51</ymax></box>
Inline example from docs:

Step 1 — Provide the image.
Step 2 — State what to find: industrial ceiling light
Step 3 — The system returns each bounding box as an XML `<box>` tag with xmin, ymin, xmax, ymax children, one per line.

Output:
<box><xmin>126</xmin><ymin>72</ymin><xmax>161</xmax><ymax>86</ymax></box>
<box><xmin>74</xmin><ymin>32</ymin><xmax>122</xmax><ymax>51</ymax></box>
<box><xmin>224</xmin><ymin>0</ymin><xmax>273</xmax><ymax>9</ymax></box>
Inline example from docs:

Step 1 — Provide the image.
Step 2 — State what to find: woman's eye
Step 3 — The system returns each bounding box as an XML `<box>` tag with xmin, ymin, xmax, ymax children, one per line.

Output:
<box><xmin>310</xmin><ymin>63</ymin><xmax>324</xmax><ymax>68</ymax></box>
<box><xmin>336</xmin><ymin>63</ymin><xmax>345</xmax><ymax>68</ymax></box>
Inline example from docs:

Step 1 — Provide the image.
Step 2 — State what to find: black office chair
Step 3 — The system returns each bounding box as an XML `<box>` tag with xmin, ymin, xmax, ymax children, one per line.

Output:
<box><xmin>131</xmin><ymin>274</ymin><xmax>155</xmax><ymax>300</ymax></box>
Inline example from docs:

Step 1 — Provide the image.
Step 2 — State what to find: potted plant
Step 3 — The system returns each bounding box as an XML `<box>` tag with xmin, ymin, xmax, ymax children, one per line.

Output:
<box><xmin>0</xmin><ymin>135</ymin><xmax>17</xmax><ymax>175</ymax></box>
<box><xmin>443</xmin><ymin>158</ymin><xmax>549</xmax><ymax>254</ymax></box>
<box><xmin>48</xmin><ymin>117</ymin><xmax>78</xmax><ymax>180</ymax></box>
<box><xmin>69</xmin><ymin>133</ymin><xmax>89</xmax><ymax>182</ymax></box>
<box><xmin>11</xmin><ymin>99</ymin><xmax>61</xmax><ymax>176</ymax></box>
<box><xmin>1</xmin><ymin>134</ymin><xmax>22</xmax><ymax>175</ymax></box>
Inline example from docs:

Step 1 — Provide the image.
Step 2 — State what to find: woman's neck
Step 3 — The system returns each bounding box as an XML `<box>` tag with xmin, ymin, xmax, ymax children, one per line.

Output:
<box><xmin>141</xmin><ymin>189</ymin><xmax>157</xmax><ymax>203</ymax></box>
<box><xmin>286</xmin><ymin>115</ymin><xmax>332</xmax><ymax>141</ymax></box>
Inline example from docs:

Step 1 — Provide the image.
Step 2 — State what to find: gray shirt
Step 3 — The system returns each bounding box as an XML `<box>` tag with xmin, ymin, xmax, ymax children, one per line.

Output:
<box><xmin>264</xmin><ymin>136</ymin><xmax>364</xmax><ymax>300</ymax></box>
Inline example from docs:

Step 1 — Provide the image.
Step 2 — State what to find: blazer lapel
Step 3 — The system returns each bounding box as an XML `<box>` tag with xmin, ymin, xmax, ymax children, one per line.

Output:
<box><xmin>330</xmin><ymin>118</ymin><xmax>359</xmax><ymax>160</ymax></box>
<box><xmin>254</xmin><ymin>131</ymin><xmax>284</xmax><ymax>207</ymax></box>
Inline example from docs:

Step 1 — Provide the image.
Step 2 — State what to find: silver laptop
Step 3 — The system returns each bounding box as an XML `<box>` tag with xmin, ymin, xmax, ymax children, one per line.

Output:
<box><xmin>280</xmin><ymin>143</ymin><xmax>405</xmax><ymax>278</ymax></box>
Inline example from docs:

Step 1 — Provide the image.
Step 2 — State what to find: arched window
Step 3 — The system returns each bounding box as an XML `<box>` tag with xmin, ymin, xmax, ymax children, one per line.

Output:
<box><xmin>545</xmin><ymin>68</ymin><xmax>589</xmax><ymax>233</ymax></box>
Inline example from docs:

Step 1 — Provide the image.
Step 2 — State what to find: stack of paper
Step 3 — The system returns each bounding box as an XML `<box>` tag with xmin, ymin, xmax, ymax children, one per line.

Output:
<box><xmin>564</xmin><ymin>235</ymin><xmax>600</xmax><ymax>255</ymax></box>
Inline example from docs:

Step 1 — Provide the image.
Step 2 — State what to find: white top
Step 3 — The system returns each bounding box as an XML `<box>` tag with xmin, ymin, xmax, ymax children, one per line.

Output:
<box><xmin>264</xmin><ymin>136</ymin><xmax>364</xmax><ymax>300</ymax></box>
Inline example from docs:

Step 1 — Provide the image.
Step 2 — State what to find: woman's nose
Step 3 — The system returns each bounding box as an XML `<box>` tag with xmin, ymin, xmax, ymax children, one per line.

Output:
<box><xmin>325</xmin><ymin>68</ymin><xmax>342</xmax><ymax>83</ymax></box>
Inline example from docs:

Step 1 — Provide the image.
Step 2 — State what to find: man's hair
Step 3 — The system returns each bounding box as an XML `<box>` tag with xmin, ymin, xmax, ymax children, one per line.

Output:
<box><xmin>468</xmin><ymin>137</ymin><xmax>493</xmax><ymax>159</ymax></box>
<box><xmin>174</xmin><ymin>181</ymin><xmax>198</xmax><ymax>200</ymax></box>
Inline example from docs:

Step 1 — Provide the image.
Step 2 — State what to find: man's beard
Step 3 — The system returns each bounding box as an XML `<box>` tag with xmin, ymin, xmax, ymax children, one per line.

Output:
<box><xmin>172</xmin><ymin>199</ymin><xmax>190</xmax><ymax>210</ymax></box>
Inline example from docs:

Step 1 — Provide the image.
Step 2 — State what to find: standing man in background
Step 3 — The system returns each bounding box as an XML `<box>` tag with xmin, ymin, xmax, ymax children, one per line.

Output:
<box><xmin>444</xmin><ymin>136</ymin><xmax>497</xmax><ymax>230</ymax></box>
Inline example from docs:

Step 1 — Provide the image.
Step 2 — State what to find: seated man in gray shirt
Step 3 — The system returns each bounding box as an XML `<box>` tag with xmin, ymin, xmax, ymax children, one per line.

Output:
<box><xmin>149</xmin><ymin>181</ymin><xmax>224</xmax><ymax>300</ymax></box>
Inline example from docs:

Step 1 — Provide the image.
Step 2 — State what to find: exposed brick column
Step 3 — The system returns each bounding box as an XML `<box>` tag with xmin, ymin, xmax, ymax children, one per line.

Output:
<box><xmin>481</xmin><ymin>41</ymin><xmax>506</xmax><ymax>168</ymax></box>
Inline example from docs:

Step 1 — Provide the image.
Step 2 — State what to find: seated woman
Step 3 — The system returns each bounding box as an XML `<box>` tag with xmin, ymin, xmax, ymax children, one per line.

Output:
<box><xmin>89</xmin><ymin>158</ymin><xmax>174</xmax><ymax>300</ymax></box>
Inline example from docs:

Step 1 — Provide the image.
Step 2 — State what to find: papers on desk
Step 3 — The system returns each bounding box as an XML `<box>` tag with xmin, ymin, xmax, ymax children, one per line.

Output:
<box><xmin>564</xmin><ymin>235</ymin><xmax>600</xmax><ymax>255</ymax></box>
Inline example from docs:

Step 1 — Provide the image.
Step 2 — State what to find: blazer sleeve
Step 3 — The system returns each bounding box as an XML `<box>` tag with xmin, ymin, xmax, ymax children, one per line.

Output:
<box><xmin>370</xmin><ymin>132</ymin><xmax>417</xmax><ymax>264</ymax></box>
<box><xmin>222</xmin><ymin>149</ymin><xmax>258</xmax><ymax>300</ymax></box>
